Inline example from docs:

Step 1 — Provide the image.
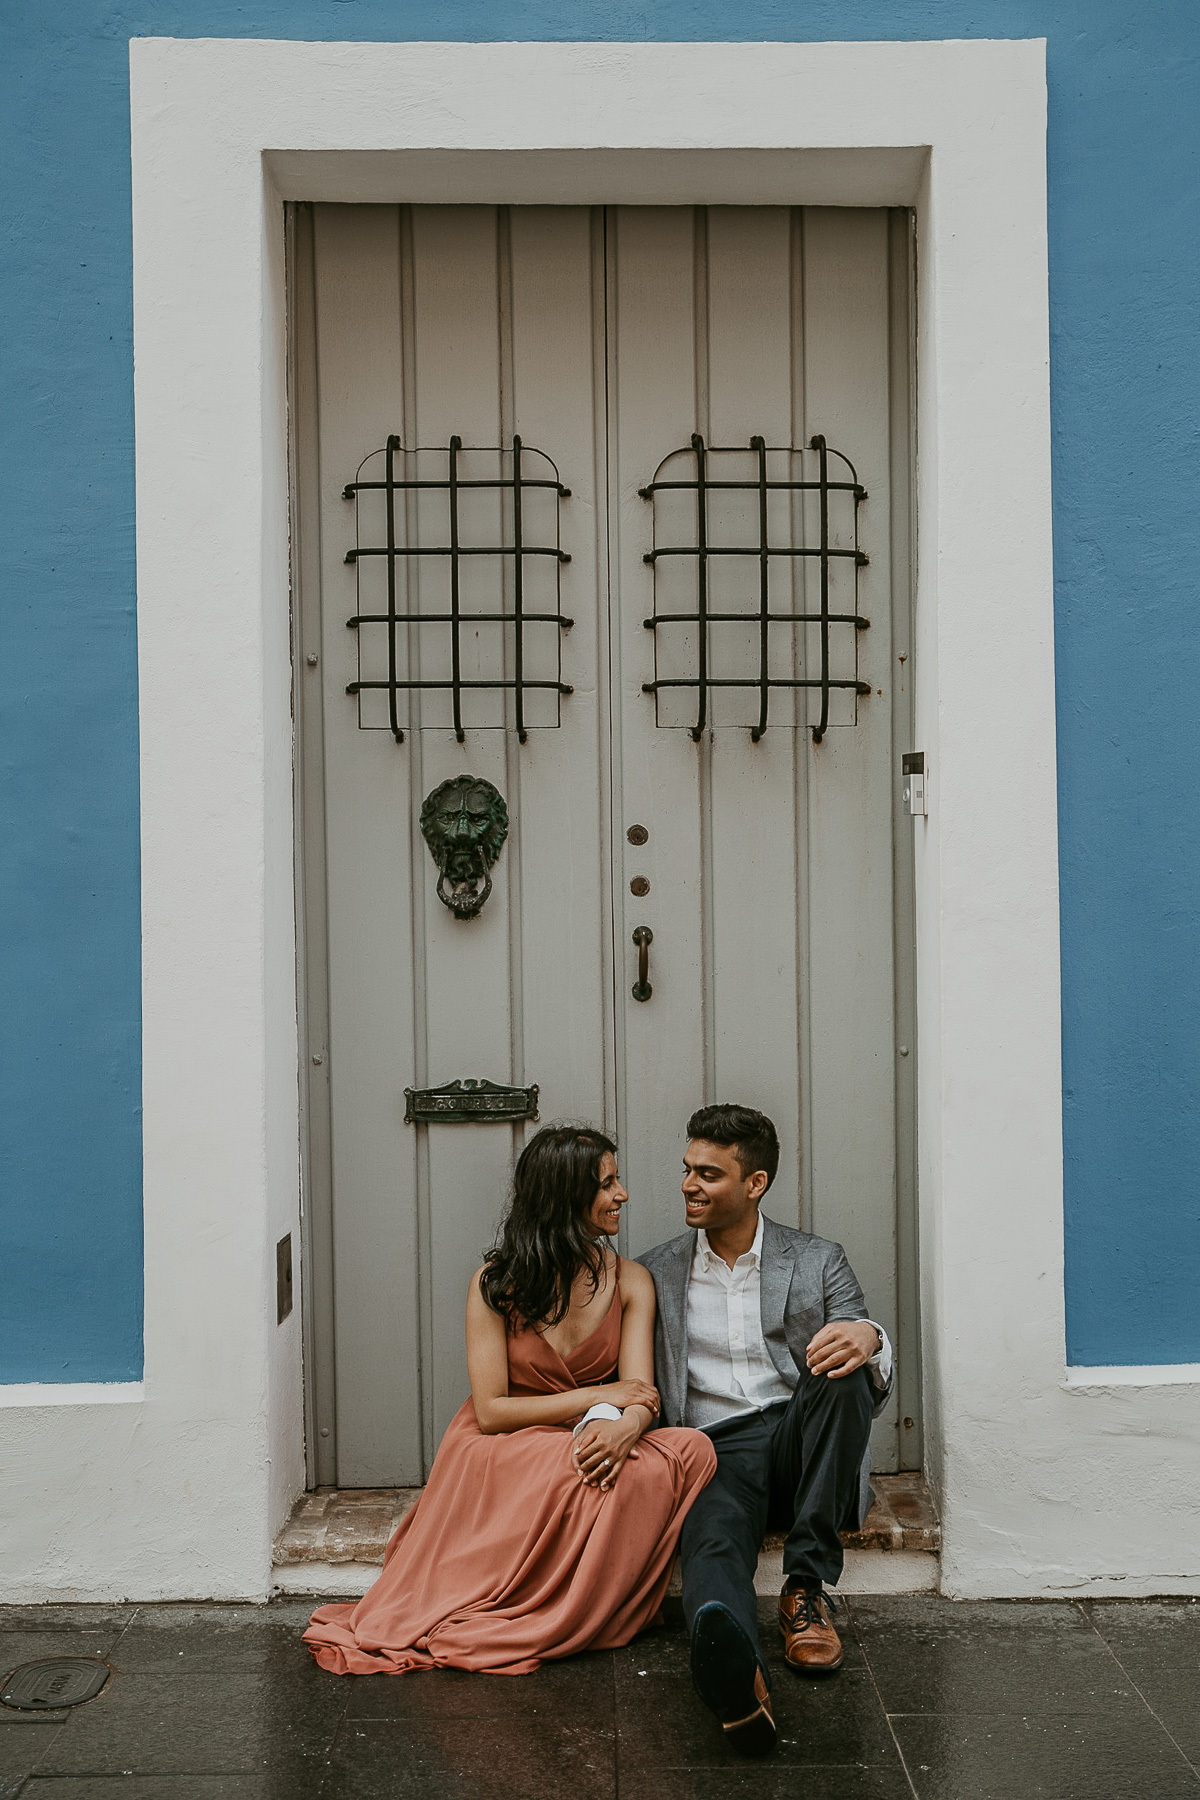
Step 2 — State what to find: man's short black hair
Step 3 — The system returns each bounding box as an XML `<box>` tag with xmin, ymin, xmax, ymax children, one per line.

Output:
<box><xmin>686</xmin><ymin>1104</ymin><xmax>780</xmax><ymax>1191</ymax></box>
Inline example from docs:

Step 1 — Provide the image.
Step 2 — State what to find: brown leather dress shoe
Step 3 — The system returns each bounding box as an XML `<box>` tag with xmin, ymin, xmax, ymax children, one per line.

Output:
<box><xmin>778</xmin><ymin>1584</ymin><xmax>844</xmax><ymax>1674</ymax></box>
<box><xmin>722</xmin><ymin>1668</ymin><xmax>777</xmax><ymax>1756</ymax></box>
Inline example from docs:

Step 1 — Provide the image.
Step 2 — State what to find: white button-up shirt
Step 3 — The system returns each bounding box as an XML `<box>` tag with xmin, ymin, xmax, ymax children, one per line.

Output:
<box><xmin>684</xmin><ymin>1212</ymin><xmax>893</xmax><ymax>1431</ymax></box>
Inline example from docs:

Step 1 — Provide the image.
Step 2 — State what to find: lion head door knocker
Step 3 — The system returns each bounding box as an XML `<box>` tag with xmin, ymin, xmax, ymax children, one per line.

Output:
<box><xmin>419</xmin><ymin>775</ymin><xmax>509</xmax><ymax>920</ymax></box>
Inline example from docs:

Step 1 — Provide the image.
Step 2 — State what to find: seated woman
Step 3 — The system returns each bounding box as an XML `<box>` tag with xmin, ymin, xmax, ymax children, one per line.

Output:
<box><xmin>304</xmin><ymin>1124</ymin><xmax>716</xmax><ymax>1676</ymax></box>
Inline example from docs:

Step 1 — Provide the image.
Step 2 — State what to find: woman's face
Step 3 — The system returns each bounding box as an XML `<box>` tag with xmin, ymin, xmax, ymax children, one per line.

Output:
<box><xmin>585</xmin><ymin>1151</ymin><xmax>628</xmax><ymax>1237</ymax></box>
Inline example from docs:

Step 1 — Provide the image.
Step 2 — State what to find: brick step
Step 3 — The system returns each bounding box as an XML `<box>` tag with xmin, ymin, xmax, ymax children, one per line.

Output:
<box><xmin>273</xmin><ymin>1472</ymin><xmax>940</xmax><ymax>1599</ymax></box>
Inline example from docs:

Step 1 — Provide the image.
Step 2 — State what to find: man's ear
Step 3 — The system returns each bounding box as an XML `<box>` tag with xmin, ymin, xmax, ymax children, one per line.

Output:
<box><xmin>748</xmin><ymin>1169</ymin><xmax>770</xmax><ymax>1205</ymax></box>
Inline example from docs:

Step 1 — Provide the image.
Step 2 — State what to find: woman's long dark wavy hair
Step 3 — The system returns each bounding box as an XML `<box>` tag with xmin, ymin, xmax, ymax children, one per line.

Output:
<box><xmin>479</xmin><ymin>1124</ymin><xmax>618</xmax><ymax>1330</ymax></box>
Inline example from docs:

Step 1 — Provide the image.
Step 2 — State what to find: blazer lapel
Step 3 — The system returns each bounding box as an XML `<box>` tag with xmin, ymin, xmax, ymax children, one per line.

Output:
<box><xmin>759</xmin><ymin>1214</ymin><xmax>801</xmax><ymax>1383</ymax></box>
<box><xmin>658</xmin><ymin>1236</ymin><xmax>694</xmax><ymax>1427</ymax></box>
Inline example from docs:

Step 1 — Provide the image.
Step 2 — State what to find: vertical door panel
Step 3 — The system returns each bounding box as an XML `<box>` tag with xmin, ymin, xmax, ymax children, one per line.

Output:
<box><xmin>405</xmin><ymin>206</ymin><xmax>524</xmax><ymax>1451</ymax></box>
<box><xmin>312</xmin><ymin>206</ymin><xmax>423</xmax><ymax>1483</ymax></box>
<box><xmin>800</xmin><ymin>210</ymin><xmax>900</xmax><ymax>1469</ymax></box>
<box><xmin>609</xmin><ymin>207</ymin><xmax>904</xmax><ymax>1468</ymax></box>
<box><xmin>704</xmin><ymin>208</ymin><xmax>806</xmax><ymax>1222</ymax></box>
<box><xmin>608</xmin><ymin>209</ymin><xmax>711</xmax><ymax>1255</ymax></box>
<box><xmin>505</xmin><ymin>208</ymin><xmax>611</xmax><ymax>1155</ymax></box>
<box><xmin>308</xmin><ymin>206</ymin><xmax>608</xmax><ymax>1477</ymax></box>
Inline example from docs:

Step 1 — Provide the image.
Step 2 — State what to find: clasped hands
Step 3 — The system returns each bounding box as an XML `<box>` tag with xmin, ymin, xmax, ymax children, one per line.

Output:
<box><xmin>571</xmin><ymin>1378</ymin><xmax>659</xmax><ymax>1490</ymax></box>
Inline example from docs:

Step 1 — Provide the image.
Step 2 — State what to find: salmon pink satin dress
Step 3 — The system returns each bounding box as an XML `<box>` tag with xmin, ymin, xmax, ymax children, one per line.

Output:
<box><xmin>304</xmin><ymin>1264</ymin><xmax>715</xmax><ymax>1676</ymax></box>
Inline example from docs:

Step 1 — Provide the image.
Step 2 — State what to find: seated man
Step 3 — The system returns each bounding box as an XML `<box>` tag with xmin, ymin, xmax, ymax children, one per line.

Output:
<box><xmin>639</xmin><ymin>1104</ymin><xmax>893</xmax><ymax>1757</ymax></box>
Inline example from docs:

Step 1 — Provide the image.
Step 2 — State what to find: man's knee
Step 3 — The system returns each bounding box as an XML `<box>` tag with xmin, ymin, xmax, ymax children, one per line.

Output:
<box><xmin>807</xmin><ymin>1364</ymin><xmax>874</xmax><ymax>1416</ymax></box>
<box><xmin>780</xmin><ymin>1365</ymin><xmax>874</xmax><ymax>1458</ymax></box>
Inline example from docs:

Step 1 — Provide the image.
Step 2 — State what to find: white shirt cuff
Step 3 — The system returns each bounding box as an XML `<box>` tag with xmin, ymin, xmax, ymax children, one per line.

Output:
<box><xmin>572</xmin><ymin>1402</ymin><xmax>623</xmax><ymax>1435</ymax></box>
<box><xmin>865</xmin><ymin>1322</ymin><xmax>894</xmax><ymax>1389</ymax></box>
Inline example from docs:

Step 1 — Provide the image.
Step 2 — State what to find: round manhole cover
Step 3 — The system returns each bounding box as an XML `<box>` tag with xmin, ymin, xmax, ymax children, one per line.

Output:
<box><xmin>1</xmin><ymin>1658</ymin><xmax>111</xmax><ymax>1711</ymax></box>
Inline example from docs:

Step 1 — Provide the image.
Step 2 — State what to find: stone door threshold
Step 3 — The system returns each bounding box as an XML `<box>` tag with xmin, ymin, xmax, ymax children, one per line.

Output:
<box><xmin>273</xmin><ymin>1472</ymin><xmax>940</xmax><ymax>1598</ymax></box>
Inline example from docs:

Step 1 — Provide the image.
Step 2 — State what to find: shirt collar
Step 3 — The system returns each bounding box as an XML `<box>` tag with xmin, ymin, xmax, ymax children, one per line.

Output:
<box><xmin>695</xmin><ymin>1211</ymin><xmax>765</xmax><ymax>1270</ymax></box>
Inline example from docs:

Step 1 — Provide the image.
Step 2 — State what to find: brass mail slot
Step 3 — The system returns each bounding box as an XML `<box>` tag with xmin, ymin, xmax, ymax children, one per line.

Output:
<box><xmin>404</xmin><ymin>1078</ymin><xmax>539</xmax><ymax>1125</ymax></box>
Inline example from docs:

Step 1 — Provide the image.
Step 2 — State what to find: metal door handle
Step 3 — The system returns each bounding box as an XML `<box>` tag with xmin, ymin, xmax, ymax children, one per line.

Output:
<box><xmin>631</xmin><ymin>926</ymin><xmax>653</xmax><ymax>1002</ymax></box>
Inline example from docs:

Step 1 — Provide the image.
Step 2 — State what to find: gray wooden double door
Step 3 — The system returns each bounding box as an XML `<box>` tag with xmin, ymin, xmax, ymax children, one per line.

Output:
<box><xmin>291</xmin><ymin>203</ymin><xmax>917</xmax><ymax>1489</ymax></box>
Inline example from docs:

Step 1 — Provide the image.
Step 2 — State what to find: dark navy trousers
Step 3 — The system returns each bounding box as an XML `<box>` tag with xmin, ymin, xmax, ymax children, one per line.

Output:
<box><xmin>678</xmin><ymin>1365</ymin><xmax>875</xmax><ymax>1668</ymax></box>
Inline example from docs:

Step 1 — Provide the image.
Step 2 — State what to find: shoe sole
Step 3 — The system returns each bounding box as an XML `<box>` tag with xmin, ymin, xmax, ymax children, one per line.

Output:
<box><xmin>691</xmin><ymin>1604</ymin><xmax>776</xmax><ymax>1755</ymax></box>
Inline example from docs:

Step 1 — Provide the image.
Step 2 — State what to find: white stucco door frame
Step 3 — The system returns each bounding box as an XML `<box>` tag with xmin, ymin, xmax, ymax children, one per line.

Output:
<box><xmin>25</xmin><ymin>35</ymin><xmax>1184</xmax><ymax>1604</ymax></box>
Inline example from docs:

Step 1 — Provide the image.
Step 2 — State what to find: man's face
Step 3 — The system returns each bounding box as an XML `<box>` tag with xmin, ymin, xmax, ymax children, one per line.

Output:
<box><xmin>681</xmin><ymin>1139</ymin><xmax>766</xmax><ymax>1234</ymax></box>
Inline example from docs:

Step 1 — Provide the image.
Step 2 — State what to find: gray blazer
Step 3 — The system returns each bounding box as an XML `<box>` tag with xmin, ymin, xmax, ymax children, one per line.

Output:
<box><xmin>638</xmin><ymin>1212</ymin><xmax>893</xmax><ymax>1527</ymax></box>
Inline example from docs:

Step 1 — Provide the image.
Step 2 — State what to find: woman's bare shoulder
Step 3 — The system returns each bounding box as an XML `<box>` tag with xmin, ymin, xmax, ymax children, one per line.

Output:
<box><xmin>619</xmin><ymin>1257</ymin><xmax>655</xmax><ymax>1302</ymax></box>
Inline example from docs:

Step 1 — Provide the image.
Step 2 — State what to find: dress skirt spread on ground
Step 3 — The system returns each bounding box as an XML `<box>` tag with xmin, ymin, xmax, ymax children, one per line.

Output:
<box><xmin>304</xmin><ymin>1263</ymin><xmax>716</xmax><ymax>1676</ymax></box>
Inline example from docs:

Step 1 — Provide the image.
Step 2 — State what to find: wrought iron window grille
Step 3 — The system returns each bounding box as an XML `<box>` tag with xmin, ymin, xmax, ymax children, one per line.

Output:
<box><xmin>639</xmin><ymin>434</ymin><xmax>870</xmax><ymax>743</ymax></box>
<box><xmin>343</xmin><ymin>435</ymin><xmax>572</xmax><ymax>743</ymax></box>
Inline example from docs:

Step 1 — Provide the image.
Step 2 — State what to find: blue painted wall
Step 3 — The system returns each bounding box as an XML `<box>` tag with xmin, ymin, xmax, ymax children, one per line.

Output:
<box><xmin>3</xmin><ymin>2</ymin><xmax>1198</xmax><ymax>1377</ymax></box>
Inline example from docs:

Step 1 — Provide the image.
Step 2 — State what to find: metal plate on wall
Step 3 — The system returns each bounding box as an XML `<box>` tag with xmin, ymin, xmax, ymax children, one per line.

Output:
<box><xmin>404</xmin><ymin>1078</ymin><xmax>539</xmax><ymax>1124</ymax></box>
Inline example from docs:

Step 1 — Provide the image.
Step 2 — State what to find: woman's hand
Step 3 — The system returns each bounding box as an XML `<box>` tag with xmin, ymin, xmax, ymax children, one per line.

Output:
<box><xmin>572</xmin><ymin>1415</ymin><xmax>643</xmax><ymax>1490</ymax></box>
<box><xmin>603</xmin><ymin>1378</ymin><xmax>660</xmax><ymax>1416</ymax></box>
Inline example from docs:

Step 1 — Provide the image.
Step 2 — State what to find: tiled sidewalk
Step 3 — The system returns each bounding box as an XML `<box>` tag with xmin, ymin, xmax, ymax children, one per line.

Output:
<box><xmin>2</xmin><ymin>1595</ymin><xmax>1199</xmax><ymax>1798</ymax></box>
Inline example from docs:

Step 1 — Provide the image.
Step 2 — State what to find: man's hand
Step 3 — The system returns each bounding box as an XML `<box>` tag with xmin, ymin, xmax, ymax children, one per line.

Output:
<box><xmin>805</xmin><ymin>1320</ymin><xmax>881</xmax><ymax>1379</ymax></box>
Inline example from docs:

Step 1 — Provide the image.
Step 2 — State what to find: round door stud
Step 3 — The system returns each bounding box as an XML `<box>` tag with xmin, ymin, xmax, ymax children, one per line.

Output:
<box><xmin>627</xmin><ymin>824</ymin><xmax>649</xmax><ymax>845</ymax></box>
<box><xmin>630</xmin><ymin>876</ymin><xmax>650</xmax><ymax>897</ymax></box>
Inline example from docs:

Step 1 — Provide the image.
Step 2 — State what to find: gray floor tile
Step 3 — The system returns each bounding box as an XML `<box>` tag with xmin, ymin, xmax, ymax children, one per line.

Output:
<box><xmin>343</xmin><ymin>1646</ymin><xmax>613</xmax><ymax>1718</ymax></box>
<box><xmin>1084</xmin><ymin>1601</ymin><xmax>1200</xmax><ymax>1758</ymax></box>
<box><xmin>19</xmin><ymin>1782</ymin><xmax>269</xmax><ymax>1799</ymax></box>
<box><xmin>893</xmin><ymin>1710</ymin><xmax>1200</xmax><ymax>1800</ymax></box>
<box><xmin>1</xmin><ymin>1717</ymin><xmax>66</xmax><ymax>1796</ymax></box>
<box><xmin>317</xmin><ymin>1717</ymin><xmax>616</xmax><ymax>1799</ymax></box>
<box><xmin>1101</xmin><ymin>1665</ymin><xmax>1200</xmax><ymax>1763</ymax></box>
<box><xmin>852</xmin><ymin>1598</ymin><xmax>1139</xmax><ymax>1715</ymax></box>
<box><xmin>263</xmin><ymin>1598</ymin><xmax>336</xmax><ymax>1629</ymax></box>
<box><xmin>629</xmin><ymin>1771</ymin><xmax>915</xmax><ymax>1800</ymax></box>
<box><xmin>615</xmin><ymin>1616</ymin><xmax>897</xmax><ymax>1773</ymax></box>
<box><xmin>35</xmin><ymin>1657</ymin><xmax>346</xmax><ymax>1779</ymax></box>
<box><xmin>108</xmin><ymin>1612</ymin><xmax>306</xmax><ymax>1673</ymax></box>
<box><xmin>1084</xmin><ymin>1600</ymin><xmax>1200</xmax><ymax>1654</ymax></box>
<box><xmin>0</xmin><ymin>1612</ymin><xmax>137</xmax><ymax>1636</ymax></box>
<box><xmin>0</xmin><ymin>1635</ymin><xmax>119</xmax><ymax>1681</ymax></box>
